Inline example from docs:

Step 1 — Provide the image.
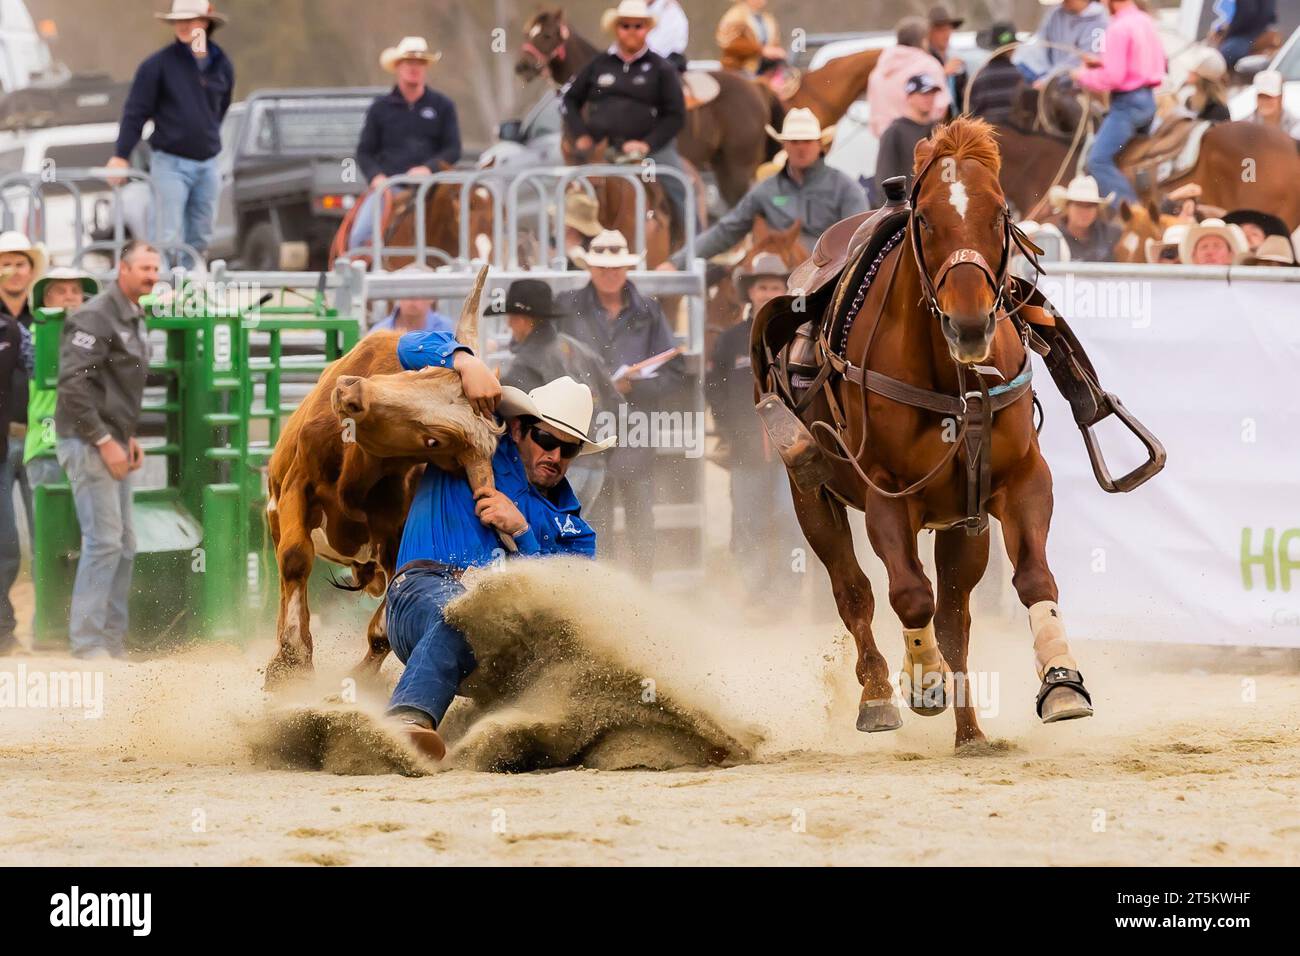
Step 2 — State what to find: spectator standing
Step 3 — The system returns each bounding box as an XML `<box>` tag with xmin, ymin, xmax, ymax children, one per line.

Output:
<box><xmin>54</xmin><ymin>241</ymin><xmax>162</xmax><ymax>660</ymax></box>
<box><xmin>1047</xmin><ymin>175</ymin><xmax>1121</xmax><ymax>262</ymax></box>
<box><xmin>557</xmin><ymin>230</ymin><xmax>684</xmax><ymax>574</ymax></box>
<box><xmin>664</xmin><ymin>109</ymin><xmax>866</xmax><ymax>269</ymax></box>
<box><xmin>352</xmin><ymin>37</ymin><xmax>461</xmax><ymax>250</ymax></box>
<box><xmin>109</xmin><ymin>1</ymin><xmax>234</xmax><ymax>267</ymax></box>
<box><xmin>1250</xmin><ymin>70</ymin><xmax>1299</xmax><ymax>138</ymax></box>
<box><xmin>1072</xmin><ymin>0</ymin><xmax>1166</xmax><ymax>205</ymax></box>
<box><xmin>867</xmin><ymin>17</ymin><xmax>951</xmax><ymax>138</ymax></box>
<box><xmin>1178</xmin><ymin>218</ymin><xmax>1247</xmax><ymax>265</ymax></box>
<box><xmin>926</xmin><ymin>5</ymin><xmax>968</xmax><ymax>119</ymax></box>
<box><xmin>1013</xmin><ymin>1</ymin><xmax>1109</xmax><ymax>88</ymax></box>
<box><xmin>707</xmin><ymin>252</ymin><xmax>801</xmax><ymax>612</ymax></box>
<box><xmin>875</xmin><ymin>75</ymin><xmax>942</xmax><ymax>191</ymax></box>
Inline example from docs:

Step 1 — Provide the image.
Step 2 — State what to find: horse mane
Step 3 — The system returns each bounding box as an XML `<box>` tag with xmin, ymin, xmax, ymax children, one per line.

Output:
<box><xmin>913</xmin><ymin>116</ymin><xmax>1002</xmax><ymax>179</ymax></box>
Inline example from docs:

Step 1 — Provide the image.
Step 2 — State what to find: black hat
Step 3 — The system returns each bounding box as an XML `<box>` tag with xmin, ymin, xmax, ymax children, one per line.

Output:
<box><xmin>1223</xmin><ymin>209</ymin><xmax>1291</xmax><ymax>240</ymax></box>
<box><xmin>977</xmin><ymin>20</ymin><xmax>1017</xmax><ymax>51</ymax></box>
<box><xmin>905</xmin><ymin>73</ymin><xmax>943</xmax><ymax>95</ymax></box>
<box><xmin>484</xmin><ymin>278</ymin><xmax>568</xmax><ymax>320</ymax></box>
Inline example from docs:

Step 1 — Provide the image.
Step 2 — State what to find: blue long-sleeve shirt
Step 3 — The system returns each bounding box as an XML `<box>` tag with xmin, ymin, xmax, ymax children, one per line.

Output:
<box><xmin>115</xmin><ymin>40</ymin><xmax>234</xmax><ymax>161</ymax></box>
<box><xmin>393</xmin><ymin>329</ymin><xmax>597</xmax><ymax>570</ymax></box>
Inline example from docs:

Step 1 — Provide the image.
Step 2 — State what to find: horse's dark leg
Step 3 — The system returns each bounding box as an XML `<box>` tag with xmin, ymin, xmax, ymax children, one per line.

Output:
<box><xmin>988</xmin><ymin>450</ymin><xmax>1093</xmax><ymax>723</ymax></box>
<box><xmin>934</xmin><ymin>527</ymin><xmax>990</xmax><ymax>748</ymax></box>
<box><xmin>863</xmin><ymin>493</ymin><xmax>952</xmax><ymax>717</ymax></box>
<box><xmin>787</xmin><ymin>480</ymin><xmax>899</xmax><ymax>732</ymax></box>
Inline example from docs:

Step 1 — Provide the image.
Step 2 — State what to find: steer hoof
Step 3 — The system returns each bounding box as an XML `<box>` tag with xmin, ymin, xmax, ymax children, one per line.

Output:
<box><xmin>856</xmin><ymin>698</ymin><xmax>903</xmax><ymax>733</ymax></box>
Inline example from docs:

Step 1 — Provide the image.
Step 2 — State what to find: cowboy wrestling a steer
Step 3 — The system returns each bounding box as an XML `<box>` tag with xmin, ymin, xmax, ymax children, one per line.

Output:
<box><xmin>346</xmin><ymin>329</ymin><xmax>615</xmax><ymax>760</ymax></box>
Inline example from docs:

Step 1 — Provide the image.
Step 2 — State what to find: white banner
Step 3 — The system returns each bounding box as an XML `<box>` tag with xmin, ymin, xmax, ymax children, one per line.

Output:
<box><xmin>1031</xmin><ymin>271</ymin><xmax>1300</xmax><ymax>648</ymax></box>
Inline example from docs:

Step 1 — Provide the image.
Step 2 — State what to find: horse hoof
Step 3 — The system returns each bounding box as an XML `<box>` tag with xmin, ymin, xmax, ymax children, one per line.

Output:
<box><xmin>1039</xmin><ymin>686</ymin><xmax>1094</xmax><ymax>723</ymax></box>
<box><xmin>899</xmin><ymin>659</ymin><xmax>954</xmax><ymax>717</ymax></box>
<box><xmin>263</xmin><ymin>656</ymin><xmax>312</xmax><ymax>692</ymax></box>
<box><xmin>856</xmin><ymin>699</ymin><xmax>903</xmax><ymax>733</ymax></box>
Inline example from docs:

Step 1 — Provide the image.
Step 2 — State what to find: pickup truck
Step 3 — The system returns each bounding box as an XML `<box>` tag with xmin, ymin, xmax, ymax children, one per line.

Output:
<box><xmin>209</xmin><ymin>87</ymin><xmax>382</xmax><ymax>271</ymax></box>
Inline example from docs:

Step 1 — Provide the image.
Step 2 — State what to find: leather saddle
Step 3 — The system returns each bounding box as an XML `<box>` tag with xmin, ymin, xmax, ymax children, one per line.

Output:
<box><xmin>790</xmin><ymin>203</ymin><xmax>911</xmax><ymax>298</ymax></box>
<box><xmin>1118</xmin><ymin>115</ymin><xmax>1210</xmax><ymax>193</ymax></box>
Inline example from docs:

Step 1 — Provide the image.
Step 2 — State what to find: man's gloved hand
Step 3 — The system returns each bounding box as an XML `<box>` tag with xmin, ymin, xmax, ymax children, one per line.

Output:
<box><xmin>474</xmin><ymin>489</ymin><xmax>528</xmax><ymax>537</ymax></box>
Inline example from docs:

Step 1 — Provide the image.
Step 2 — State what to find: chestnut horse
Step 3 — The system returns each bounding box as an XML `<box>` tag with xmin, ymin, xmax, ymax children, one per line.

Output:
<box><xmin>1112</xmin><ymin>200</ymin><xmax>1181</xmax><ymax>264</ymax></box>
<box><xmin>706</xmin><ymin>216</ymin><xmax>810</xmax><ymax>359</ymax></box>
<box><xmin>756</xmin><ymin>118</ymin><xmax>1096</xmax><ymax>748</ymax></box>
<box><xmin>516</xmin><ymin>8</ymin><xmax>781</xmax><ymax>205</ymax></box>
<box><xmin>328</xmin><ymin>168</ymin><xmax>495</xmax><ymax>270</ymax></box>
<box><xmin>782</xmin><ymin>49</ymin><xmax>883</xmax><ymax>128</ymax></box>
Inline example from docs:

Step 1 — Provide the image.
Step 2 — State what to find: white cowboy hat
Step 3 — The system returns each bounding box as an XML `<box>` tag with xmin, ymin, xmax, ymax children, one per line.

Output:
<box><xmin>498</xmin><ymin>376</ymin><xmax>616</xmax><ymax>456</ymax></box>
<box><xmin>1017</xmin><ymin>221</ymin><xmax>1071</xmax><ymax>262</ymax></box>
<box><xmin>31</xmin><ymin>266</ymin><xmax>98</xmax><ymax>310</ymax></box>
<box><xmin>734</xmin><ymin>251</ymin><xmax>792</xmax><ymax>291</ymax></box>
<box><xmin>1254</xmin><ymin>69</ymin><xmax>1284</xmax><ymax>98</ymax></box>
<box><xmin>765</xmin><ymin>107</ymin><xmax>824</xmax><ymax>143</ymax></box>
<box><xmin>584</xmin><ymin>229</ymin><xmax>642</xmax><ymax>268</ymax></box>
<box><xmin>1048</xmin><ymin>175</ymin><xmax>1115</xmax><ymax>211</ymax></box>
<box><xmin>380</xmin><ymin>36</ymin><xmax>443</xmax><ymax>73</ymax></box>
<box><xmin>155</xmin><ymin>0</ymin><xmax>227</xmax><ymax>25</ymax></box>
<box><xmin>1186</xmin><ymin>46</ymin><xmax>1227</xmax><ymax>81</ymax></box>
<box><xmin>1144</xmin><ymin>223</ymin><xmax>1190</xmax><ymax>263</ymax></box>
<box><xmin>0</xmin><ymin>231</ymin><xmax>48</xmax><ymax>277</ymax></box>
<box><xmin>600</xmin><ymin>0</ymin><xmax>658</xmax><ymax>35</ymax></box>
<box><xmin>1179</xmin><ymin>218</ymin><xmax>1247</xmax><ymax>265</ymax></box>
<box><xmin>1236</xmin><ymin>234</ymin><xmax>1296</xmax><ymax>266</ymax></box>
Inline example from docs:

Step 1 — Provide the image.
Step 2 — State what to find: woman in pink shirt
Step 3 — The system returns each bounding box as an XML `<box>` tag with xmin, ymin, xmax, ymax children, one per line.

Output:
<box><xmin>1071</xmin><ymin>0</ymin><xmax>1166</xmax><ymax>203</ymax></box>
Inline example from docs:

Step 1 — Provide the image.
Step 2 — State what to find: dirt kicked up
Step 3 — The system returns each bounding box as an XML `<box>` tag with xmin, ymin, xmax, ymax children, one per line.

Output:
<box><xmin>1</xmin><ymin>560</ymin><xmax>1298</xmax><ymax>866</ymax></box>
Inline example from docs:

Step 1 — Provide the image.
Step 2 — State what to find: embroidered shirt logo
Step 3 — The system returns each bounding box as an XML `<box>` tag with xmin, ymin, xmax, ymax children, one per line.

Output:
<box><xmin>420</xmin><ymin>107</ymin><xmax>437</xmax><ymax>120</ymax></box>
<box><xmin>71</xmin><ymin>330</ymin><xmax>96</xmax><ymax>350</ymax></box>
<box><xmin>555</xmin><ymin>514</ymin><xmax>580</xmax><ymax>535</ymax></box>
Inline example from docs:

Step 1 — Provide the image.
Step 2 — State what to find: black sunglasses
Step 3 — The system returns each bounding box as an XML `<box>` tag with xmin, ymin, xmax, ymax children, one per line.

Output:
<box><xmin>527</xmin><ymin>425</ymin><xmax>582</xmax><ymax>458</ymax></box>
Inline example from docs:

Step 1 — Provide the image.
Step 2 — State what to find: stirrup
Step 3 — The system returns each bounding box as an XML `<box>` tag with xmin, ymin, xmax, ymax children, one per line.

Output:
<box><xmin>755</xmin><ymin>392</ymin><xmax>832</xmax><ymax>492</ymax></box>
<box><xmin>1079</xmin><ymin>392</ymin><xmax>1166</xmax><ymax>493</ymax></box>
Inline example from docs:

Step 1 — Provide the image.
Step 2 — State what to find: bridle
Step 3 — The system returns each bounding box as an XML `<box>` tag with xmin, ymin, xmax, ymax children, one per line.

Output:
<box><xmin>520</xmin><ymin>23</ymin><xmax>570</xmax><ymax>72</ymax></box>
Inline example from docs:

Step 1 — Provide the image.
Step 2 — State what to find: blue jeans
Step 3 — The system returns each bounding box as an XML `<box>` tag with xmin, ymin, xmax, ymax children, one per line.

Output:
<box><xmin>385</xmin><ymin>564</ymin><xmax>476</xmax><ymax>726</ymax></box>
<box><xmin>350</xmin><ymin>188</ymin><xmax>387</xmax><ymax>251</ymax></box>
<box><xmin>151</xmin><ymin>149</ymin><xmax>220</xmax><ymax>265</ymax></box>
<box><xmin>56</xmin><ymin>438</ymin><xmax>136</xmax><ymax>658</ymax></box>
<box><xmin>1218</xmin><ymin>35</ymin><xmax>1255</xmax><ymax>70</ymax></box>
<box><xmin>1085</xmin><ymin>87</ymin><xmax>1155</xmax><ymax>204</ymax></box>
<box><xmin>0</xmin><ymin>442</ymin><xmax>33</xmax><ymax>647</ymax></box>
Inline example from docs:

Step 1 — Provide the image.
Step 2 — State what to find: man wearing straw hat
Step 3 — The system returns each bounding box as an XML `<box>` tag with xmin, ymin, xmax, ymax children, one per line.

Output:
<box><xmin>561</xmin><ymin>1</ymin><xmax>689</xmax><ymax>226</ymax></box>
<box><xmin>663</xmin><ymin>108</ymin><xmax>866</xmax><ymax>270</ymax></box>
<box><xmin>1047</xmin><ymin>174</ymin><xmax>1120</xmax><ymax>262</ymax></box>
<box><xmin>109</xmin><ymin>1</ymin><xmax>234</xmax><ymax>267</ymax></box>
<box><xmin>351</xmin><ymin>36</ymin><xmax>462</xmax><ymax>251</ymax></box>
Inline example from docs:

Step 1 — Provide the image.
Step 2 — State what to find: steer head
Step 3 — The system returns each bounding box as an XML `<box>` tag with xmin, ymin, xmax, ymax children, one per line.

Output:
<box><xmin>331</xmin><ymin>266</ymin><xmax>503</xmax><ymax>493</ymax></box>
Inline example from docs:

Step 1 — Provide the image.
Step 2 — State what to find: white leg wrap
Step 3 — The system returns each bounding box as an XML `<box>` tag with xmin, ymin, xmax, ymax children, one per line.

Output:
<box><xmin>1029</xmin><ymin>600</ymin><xmax>1076</xmax><ymax>678</ymax></box>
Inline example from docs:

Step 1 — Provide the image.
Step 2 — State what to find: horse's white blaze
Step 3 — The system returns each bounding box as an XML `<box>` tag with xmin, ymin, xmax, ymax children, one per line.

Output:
<box><xmin>949</xmin><ymin>180</ymin><xmax>969</xmax><ymax>221</ymax></box>
<box><xmin>475</xmin><ymin>233</ymin><xmax>493</xmax><ymax>261</ymax></box>
<box><xmin>529</xmin><ymin>24</ymin><xmax>541</xmax><ymax>38</ymax></box>
<box><xmin>1121</xmin><ymin>232</ymin><xmax>1139</xmax><ymax>253</ymax></box>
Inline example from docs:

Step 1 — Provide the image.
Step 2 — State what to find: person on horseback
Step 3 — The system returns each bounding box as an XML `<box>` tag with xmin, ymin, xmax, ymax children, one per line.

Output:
<box><xmin>351</xmin><ymin>37</ymin><xmax>461</xmax><ymax>251</ymax></box>
<box><xmin>1213</xmin><ymin>0</ymin><xmax>1277</xmax><ymax>70</ymax></box>
<box><xmin>716</xmin><ymin>0</ymin><xmax>788</xmax><ymax>91</ymax></box>
<box><xmin>1071</xmin><ymin>0</ymin><xmax>1166</xmax><ymax>205</ymax></box>
<box><xmin>1012</xmin><ymin>1</ymin><xmax>1109</xmax><ymax>88</ymax></box>
<box><xmin>561</xmin><ymin>0</ymin><xmax>690</xmax><ymax>230</ymax></box>
<box><xmin>1174</xmin><ymin>47</ymin><xmax>1231</xmax><ymax>122</ymax></box>
<box><xmin>968</xmin><ymin>21</ymin><xmax>1022</xmax><ymax>126</ymax></box>
<box><xmin>661</xmin><ymin>109</ymin><xmax>867</xmax><ymax>270</ymax></box>
<box><xmin>645</xmin><ymin>0</ymin><xmax>689</xmax><ymax>72</ymax></box>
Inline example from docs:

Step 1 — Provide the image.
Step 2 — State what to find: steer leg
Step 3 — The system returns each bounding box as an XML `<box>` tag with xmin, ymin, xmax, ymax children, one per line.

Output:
<box><xmin>934</xmin><ymin>527</ymin><xmax>991</xmax><ymax>748</ymax></box>
<box><xmin>266</xmin><ymin>479</ymin><xmax>317</xmax><ymax>690</ymax></box>
<box><xmin>864</xmin><ymin>492</ymin><xmax>952</xmax><ymax>717</ymax></box>
<box><xmin>788</xmin><ymin>479</ymin><xmax>899</xmax><ymax>732</ymax></box>
<box><xmin>988</xmin><ymin>450</ymin><xmax>1094</xmax><ymax>723</ymax></box>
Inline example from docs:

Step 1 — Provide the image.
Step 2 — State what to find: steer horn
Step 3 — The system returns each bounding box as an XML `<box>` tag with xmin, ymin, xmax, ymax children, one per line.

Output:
<box><xmin>454</xmin><ymin>264</ymin><xmax>489</xmax><ymax>352</ymax></box>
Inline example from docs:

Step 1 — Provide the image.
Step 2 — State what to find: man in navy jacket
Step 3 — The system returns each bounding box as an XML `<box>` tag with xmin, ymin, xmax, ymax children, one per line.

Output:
<box><xmin>109</xmin><ymin>1</ymin><xmax>234</xmax><ymax>267</ymax></box>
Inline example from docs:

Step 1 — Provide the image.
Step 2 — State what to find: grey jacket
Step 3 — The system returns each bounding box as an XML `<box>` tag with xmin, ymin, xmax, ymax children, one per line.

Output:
<box><xmin>670</xmin><ymin>159</ymin><xmax>869</xmax><ymax>267</ymax></box>
<box><xmin>55</xmin><ymin>284</ymin><xmax>150</xmax><ymax>446</ymax></box>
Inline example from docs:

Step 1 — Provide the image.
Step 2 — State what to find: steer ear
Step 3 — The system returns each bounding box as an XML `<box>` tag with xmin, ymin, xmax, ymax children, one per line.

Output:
<box><xmin>455</xmin><ymin>264</ymin><xmax>489</xmax><ymax>352</ymax></box>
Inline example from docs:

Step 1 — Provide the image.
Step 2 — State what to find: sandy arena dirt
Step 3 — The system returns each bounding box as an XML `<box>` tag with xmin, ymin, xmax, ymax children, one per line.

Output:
<box><xmin>2</xmin><ymin>557</ymin><xmax>1298</xmax><ymax>866</ymax></box>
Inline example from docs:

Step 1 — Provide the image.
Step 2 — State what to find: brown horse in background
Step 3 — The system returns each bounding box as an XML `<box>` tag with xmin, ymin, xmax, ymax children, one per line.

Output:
<box><xmin>328</xmin><ymin>165</ymin><xmax>496</xmax><ymax>270</ymax></box>
<box><xmin>1112</xmin><ymin>200</ymin><xmax>1181</xmax><ymax>263</ymax></box>
<box><xmin>706</xmin><ymin>216</ymin><xmax>809</xmax><ymax>359</ymax></box>
<box><xmin>516</xmin><ymin>8</ymin><xmax>781</xmax><ymax>206</ymax></box>
<box><xmin>782</xmin><ymin>49</ymin><xmax>882</xmax><ymax>128</ymax></box>
<box><xmin>755</xmin><ymin>118</ymin><xmax>1095</xmax><ymax>749</ymax></box>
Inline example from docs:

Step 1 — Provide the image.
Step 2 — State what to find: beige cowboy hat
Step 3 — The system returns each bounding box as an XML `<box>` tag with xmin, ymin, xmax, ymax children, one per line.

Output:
<box><xmin>498</xmin><ymin>376</ymin><xmax>616</xmax><ymax>455</ymax></box>
<box><xmin>380</xmin><ymin>36</ymin><xmax>443</xmax><ymax>73</ymax></box>
<box><xmin>1236</xmin><ymin>234</ymin><xmax>1296</xmax><ymax>266</ymax></box>
<box><xmin>0</xmin><ymin>231</ymin><xmax>48</xmax><ymax>278</ymax></box>
<box><xmin>1185</xmin><ymin>46</ymin><xmax>1227</xmax><ymax>81</ymax></box>
<box><xmin>155</xmin><ymin>0</ymin><xmax>227</xmax><ymax>26</ymax></box>
<box><xmin>584</xmin><ymin>229</ymin><xmax>642</xmax><ymax>268</ymax></box>
<box><xmin>31</xmin><ymin>266</ymin><xmax>98</xmax><ymax>310</ymax></box>
<box><xmin>564</xmin><ymin>191</ymin><xmax>603</xmax><ymax>239</ymax></box>
<box><xmin>600</xmin><ymin>0</ymin><xmax>657</xmax><ymax>35</ymax></box>
<box><xmin>765</xmin><ymin>107</ymin><xmax>825</xmax><ymax>143</ymax></box>
<box><xmin>1145</xmin><ymin>223</ymin><xmax>1190</xmax><ymax>263</ymax></box>
<box><xmin>1048</xmin><ymin>175</ymin><xmax>1114</xmax><ymax>212</ymax></box>
<box><xmin>1179</xmin><ymin>218</ymin><xmax>1247</xmax><ymax>265</ymax></box>
<box><xmin>734</xmin><ymin>251</ymin><xmax>791</xmax><ymax>292</ymax></box>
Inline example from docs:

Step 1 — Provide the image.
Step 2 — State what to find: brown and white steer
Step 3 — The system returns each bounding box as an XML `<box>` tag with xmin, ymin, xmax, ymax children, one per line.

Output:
<box><xmin>264</xmin><ymin>267</ymin><xmax>501</xmax><ymax>687</ymax></box>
